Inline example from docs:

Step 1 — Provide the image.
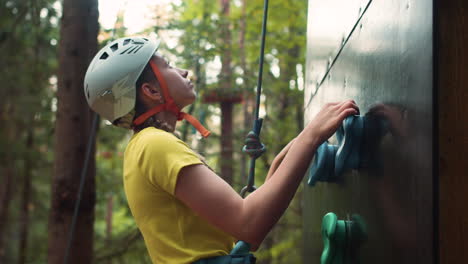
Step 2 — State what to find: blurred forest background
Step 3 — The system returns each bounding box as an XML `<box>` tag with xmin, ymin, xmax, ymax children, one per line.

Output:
<box><xmin>0</xmin><ymin>0</ymin><xmax>307</xmax><ymax>263</ymax></box>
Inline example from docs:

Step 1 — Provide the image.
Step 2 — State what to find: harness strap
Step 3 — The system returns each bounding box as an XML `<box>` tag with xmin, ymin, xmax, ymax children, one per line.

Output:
<box><xmin>179</xmin><ymin>112</ymin><xmax>211</xmax><ymax>137</ymax></box>
<box><xmin>193</xmin><ymin>254</ymin><xmax>256</xmax><ymax>264</ymax></box>
<box><xmin>193</xmin><ymin>241</ymin><xmax>256</xmax><ymax>264</ymax></box>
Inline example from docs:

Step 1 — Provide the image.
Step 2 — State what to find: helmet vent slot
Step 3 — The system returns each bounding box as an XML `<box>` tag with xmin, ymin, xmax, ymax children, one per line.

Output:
<box><xmin>127</xmin><ymin>46</ymin><xmax>138</xmax><ymax>53</ymax></box>
<box><xmin>110</xmin><ymin>43</ymin><xmax>118</xmax><ymax>51</ymax></box>
<box><xmin>85</xmin><ymin>84</ymin><xmax>90</xmax><ymax>99</ymax></box>
<box><xmin>123</xmin><ymin>39</ymin><xmax>131</xmax><ymax>45</ymax></box>
<box><xmin>99</xmin><ymin>52</ymin><xmax>109</xmax><ymax>60</ymax></box>
<box><xmin>120</xmin><ymin>46</ymin><xmax>132</xmax><ymax>54</ymax></box>
<box><xmin>119</xmin><ymin>45</ymin><xmax>143</xmax><ymax>55</ymax></box>
<box><xmin>133</xmin><ymin>46</ymin><xmax>143</xmax><ymax>53</ymax></box>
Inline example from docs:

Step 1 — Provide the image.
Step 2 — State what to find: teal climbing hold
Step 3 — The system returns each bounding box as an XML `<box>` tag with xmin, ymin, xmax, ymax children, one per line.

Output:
<box><xmin>320</xmin><ymin>212</ymin><xmax>367</xmax><ymax>264</ymax></box>
<box><xmin>335</xmin><ymin>115</ymin><xmax>365</xmax><ymax>177</ymax></box>
<box><xmin>308</xmin><ymin>115</ymin><xmax>364</xmax><ymax>185</ymax></box>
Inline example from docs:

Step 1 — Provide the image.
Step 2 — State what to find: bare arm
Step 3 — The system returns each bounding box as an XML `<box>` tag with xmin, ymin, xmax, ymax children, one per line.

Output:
<box><xmin>175</xmin><ymin>100</ymin><xmax>359</xmax><ymax>250</ymax></box>
<box><xmin>265</xmin><ymin>139</ymin><xmax>295</xmax><ymax>181</ymax></box>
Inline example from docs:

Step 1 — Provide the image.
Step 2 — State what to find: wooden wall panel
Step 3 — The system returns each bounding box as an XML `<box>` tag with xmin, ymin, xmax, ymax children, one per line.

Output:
<box><xmin>437</xmin><ymin>0</ymin><xmax>468</xmax><ymax>263</ymax></box>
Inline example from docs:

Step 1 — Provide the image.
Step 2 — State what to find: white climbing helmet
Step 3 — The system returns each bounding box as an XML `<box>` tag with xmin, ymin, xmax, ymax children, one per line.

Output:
<box><xmin>84</xmin><ymin>36</ymin><xmax>160</xmax><ymax>128</ymax></box>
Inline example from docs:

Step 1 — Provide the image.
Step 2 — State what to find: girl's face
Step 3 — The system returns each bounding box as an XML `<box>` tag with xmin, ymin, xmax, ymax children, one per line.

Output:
<box><xmin>152</xmin><ymin>55</ymin><xmax>196</xmax><ymax>109</ymax></box>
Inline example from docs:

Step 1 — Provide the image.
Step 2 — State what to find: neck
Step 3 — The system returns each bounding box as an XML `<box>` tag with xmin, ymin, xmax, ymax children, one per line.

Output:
<box><xmin>133</xmin><ymin>110</ymin><xmax>178</xmax><ymax>133</ymax></box>
<box><xmin>153</xmin><ymin>111</ymin><xmax>178</xmax><ymax>132</ymax></box>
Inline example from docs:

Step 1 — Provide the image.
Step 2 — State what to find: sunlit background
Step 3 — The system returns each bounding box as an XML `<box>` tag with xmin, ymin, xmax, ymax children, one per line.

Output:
<box><xmin>99</xmin><ymin>0</ymin><xmax>179</xmax><ymax>34</ymax></box>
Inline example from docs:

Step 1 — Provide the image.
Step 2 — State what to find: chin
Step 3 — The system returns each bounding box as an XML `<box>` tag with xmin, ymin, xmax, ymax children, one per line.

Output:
<box><xmin>180</xmin><ymin>96</ymin><xmax>196</xmax><ymax>109</ymax></box>
<box><xmin>189</xmin><ymin>92</ymin><xmax>197</xmax><ymax>102</ymax></box>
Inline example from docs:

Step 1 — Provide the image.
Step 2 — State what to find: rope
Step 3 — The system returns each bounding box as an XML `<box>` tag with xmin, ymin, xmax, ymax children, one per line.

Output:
<box><xmin>240</xmin><ymin>0</ymin><xmax>269</xmax><ymax>198</ymax></box>
<box><xmin>62</xmin><ymin>113</ymin><xmax>99</xmax><ymax>264</ymax></box>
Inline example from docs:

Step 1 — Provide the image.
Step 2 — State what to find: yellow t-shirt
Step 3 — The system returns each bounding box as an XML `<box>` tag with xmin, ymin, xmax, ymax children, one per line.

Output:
<box><xmin>123</xmin><ymin>127</ymin><xmax>235</xmax><ymax>264</ymax></box>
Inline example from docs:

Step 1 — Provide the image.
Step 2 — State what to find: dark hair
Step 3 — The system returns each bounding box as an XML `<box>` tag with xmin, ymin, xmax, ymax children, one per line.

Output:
<box><xmin>134</xmin><ymin>61</ymin><xmax>157</xmax><ymax>120</ymax></box>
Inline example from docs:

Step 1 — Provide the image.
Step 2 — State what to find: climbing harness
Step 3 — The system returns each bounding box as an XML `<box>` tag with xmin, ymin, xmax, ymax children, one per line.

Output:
<box><xmin>193</xmin><ymin>241</ymin><xmax>256</xmax><ymax>264</ymax></box>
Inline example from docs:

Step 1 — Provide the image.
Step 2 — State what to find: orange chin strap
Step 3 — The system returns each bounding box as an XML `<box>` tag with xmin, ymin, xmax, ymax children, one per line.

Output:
<box><xmin>132</xmin><ymin>60</ymin><xmax>211</xmax><ymax>138</ymax></box>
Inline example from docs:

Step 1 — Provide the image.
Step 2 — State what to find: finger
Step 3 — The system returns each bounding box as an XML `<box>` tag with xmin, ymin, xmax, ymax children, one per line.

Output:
<box><xmin>348</xmin><ymin>100</ymin><xmax>359</xmax><ymax>112</ymax></box>
<box><xmin>348</xmin><ymin>99</ymin><xmax>358</xmax><ymax>109</ymax></box>
<box><xmin>340</xmin><ymin>99</ymin><xmax>357</xmax><ymax>108</ymax></box>
<box><xmin>330</xmin><ymin>100</ymin><xmax>351</xmax><ymax>111</ymax></box>
<box><xmin>337</xmin><ymin>100</ymin><xmax>359</xmax><ymax>113</ymax></box>
<box><xmin>338</xmin><ymin>108</ymin><xmax>359</xmax><ymax>121</ymax></box>
<box><xmin>348</xmin><ymin>100</ymin><xmax>360</xmax><ymax>113</ymax></box>
<box><xmin>325</xmin><ymin>102</ymin><xmax>341</xmax><ymax>108</ymax></box>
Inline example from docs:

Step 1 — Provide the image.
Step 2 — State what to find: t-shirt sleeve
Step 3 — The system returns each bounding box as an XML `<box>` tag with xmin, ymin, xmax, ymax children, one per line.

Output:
<box><xmin>139</xmin><ymin>131</ymin><xmax>203</xmax><ymax>195</ymax></box>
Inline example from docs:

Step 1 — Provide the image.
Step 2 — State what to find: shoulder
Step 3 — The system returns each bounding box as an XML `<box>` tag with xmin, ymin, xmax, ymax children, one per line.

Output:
<box><xmin>126</xmin><ymin>127</ymin><xmax>203</xmax><ymax>195</ymax></box>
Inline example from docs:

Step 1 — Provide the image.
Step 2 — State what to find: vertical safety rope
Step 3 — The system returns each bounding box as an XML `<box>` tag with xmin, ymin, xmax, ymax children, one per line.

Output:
<box><xmin>240</xmin><ymin>0</ymin><xmax>269</xmax><ymax>198</ymax></box>
<box><xmin>62</xmin><ymin>114</ymin><xmax>99</xmax><ymax>264</ymax></box>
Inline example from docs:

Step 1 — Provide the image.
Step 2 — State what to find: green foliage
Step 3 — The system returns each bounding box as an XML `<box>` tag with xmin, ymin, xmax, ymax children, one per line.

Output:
<box><xmin>0</xmin><ymin>0</ymin><xmax>59</xmax><ymax>263</ymax></box>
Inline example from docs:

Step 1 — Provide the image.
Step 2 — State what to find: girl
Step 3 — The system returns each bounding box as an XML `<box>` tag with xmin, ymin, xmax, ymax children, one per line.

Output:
<box><xmin>84</xmin><ymin>36</ymin><xmax>359</xmax><ymax>264</ymax></box>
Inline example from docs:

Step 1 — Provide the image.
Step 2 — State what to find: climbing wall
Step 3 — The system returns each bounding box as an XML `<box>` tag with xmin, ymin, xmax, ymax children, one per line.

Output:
<box><xmin>303</xmin><ymin>0</ymin><xmax>433</xmax><ymax>263</ymax></box>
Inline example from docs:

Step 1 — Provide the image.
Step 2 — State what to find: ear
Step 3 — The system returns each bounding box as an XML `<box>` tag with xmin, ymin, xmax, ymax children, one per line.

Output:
<box><xmin>140</xmin><ymin>82</ymin><xmax>164</xmax><ymax>103</ymax></box>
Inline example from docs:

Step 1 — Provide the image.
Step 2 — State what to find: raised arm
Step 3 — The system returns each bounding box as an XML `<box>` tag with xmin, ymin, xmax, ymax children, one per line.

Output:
<box><xmin>265</xmin><ymin>138</ymin><xmax>296</xmax><ymax>181</ymax></box>
<box><xmin>175</xmin><ymin>100</ymin><xmax>358</xmax><ymax>250</ymax></box>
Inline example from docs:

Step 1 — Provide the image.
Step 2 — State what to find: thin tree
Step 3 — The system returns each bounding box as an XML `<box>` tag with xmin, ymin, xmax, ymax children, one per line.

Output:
<box><xmin>0</xmin><ymin>140</ymin><xmax>14</xmax><ymax>263</ymax></box>
<box><xmin>239</xmin><ymin>0</ymin><xmax>253</xmax><ymax>186</ymax></box>
<box><xmin>219</xmin><ymin>0</ymin><xmax>234</xmax><ymax>185</ymax></box>
<box><xmin>17</xmin><ymin>3</ymin><xmax>43</xmax><ymax>262</ymax></box>
<box><xmin>48</xmin><ymin>0</ymin><xmax>99</xmax><ymax>263</ymax></box>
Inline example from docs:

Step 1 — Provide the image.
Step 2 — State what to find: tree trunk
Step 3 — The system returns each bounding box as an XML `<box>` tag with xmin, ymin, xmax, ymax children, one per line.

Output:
<box><xmin>0</xmin><ymin>162</ymin><xmax>14</xmax><ymax>263</ymax></box>
<box><xmin>0</xmin><ymin>107</ymin><xmax>16</xmax><ymax>263</ymax></box>
<box><xmin>106</xmin><ymin>195</ymin><xmax>113</xmax><ymax>243</ymax></box>
<box><xmin>19</xmin><ymin>10</ymin><xmax>42</xmax><ymax>261</ymax></box>
<box><xmin>219</xmin><ymin>0</ymin><xmax>234</xmax><ymax>185</ymax></box>
<box><xmin>106</xmin><ymin>195</ymin><xmax>113</xmax><ymax>264</ymax></box>
<box><xmin>48</xmin><ymin>0</ymin><xmax>99</xmax><ymax>263</ymax></box>
<box><xmin>239</xmin><ymin>0</ymin><xmax>252</xmax><ymax>186</ymax></box>
<box><xmin>220</xmin><ymin>101</ymin><xmax>233</xmax><ymax>184</ymax></box>
<box><xmin>274</xmin><ymin>41</ymin><xmax>300</xmax><ymax>154</ymax></box>
<box><xmin>18</xmin><ymin>129</ymin><xmax>33</xmax><ymax>264</ymax></box>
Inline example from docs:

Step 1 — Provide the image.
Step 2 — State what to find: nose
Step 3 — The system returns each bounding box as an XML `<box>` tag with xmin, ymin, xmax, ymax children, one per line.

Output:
<box><xmin>178</xmin><ymin>68</ymin><xmax>188</xmax><ymax>78</ymax></box>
